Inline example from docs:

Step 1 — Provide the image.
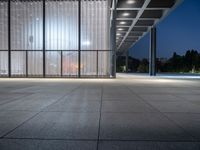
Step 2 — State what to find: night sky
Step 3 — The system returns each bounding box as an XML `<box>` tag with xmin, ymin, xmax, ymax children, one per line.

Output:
<box><xmin>129</xmin><ymin>0</ymin><xmax>200</xmax><ymax>59</ymax></box>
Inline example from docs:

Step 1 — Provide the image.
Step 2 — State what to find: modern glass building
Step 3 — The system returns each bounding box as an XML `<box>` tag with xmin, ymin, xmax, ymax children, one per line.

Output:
<box><xmin>0</xmin><ymin>0</ymin><xmax>181</xmax><ymax>78</ymax></box>
<box><xmin>0</xmin><ymin>0</ymin><xmax>113</xmax><ymax>78</ymax></box>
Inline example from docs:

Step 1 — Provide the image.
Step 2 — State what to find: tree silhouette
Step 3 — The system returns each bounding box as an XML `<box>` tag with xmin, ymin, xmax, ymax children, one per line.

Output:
<box><xmin>117</xmin><ymin>49</ymin><xmax>200</xmax><ymax>73</ymax></box>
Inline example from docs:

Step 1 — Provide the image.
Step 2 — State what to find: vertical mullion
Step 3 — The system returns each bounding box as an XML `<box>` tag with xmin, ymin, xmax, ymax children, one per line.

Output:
<box><xmin>78</xmin><ymin>0</ymin><xmax>81</xmax><ymax>78</ymax></box>
<box><xmin>96</xmin><ymin>50</ymin><xmax>98</xmax><ymax>77</ymax></box>
<box><xmin>26</xmin><ymin>50</ymin><xmax>28</xmax><ymax>77</ymax></box>
<box><xmin>8</xmin><ymin>0</ymin><xmax>11</xmax><ymax>77</ymax></box>
<box><xmin>61</xmin><ymin>50</ymin><xmax>63</xmax><ymax>77</ymax></box>
<box><xmin>43</xmin><ymin>0</ymin><xmax>45</xmax><ymax>77</ymax></box>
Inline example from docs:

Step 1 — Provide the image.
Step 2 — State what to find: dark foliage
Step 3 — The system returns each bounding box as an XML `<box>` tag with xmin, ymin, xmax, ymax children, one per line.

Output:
<box><xmin>117</xmin><ymin>50</ymin><xmax>200</xmax><ymax>73</ymax></box>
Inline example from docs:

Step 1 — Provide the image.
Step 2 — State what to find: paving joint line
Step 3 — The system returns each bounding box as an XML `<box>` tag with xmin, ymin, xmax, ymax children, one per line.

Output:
<box><xmin>1</xmin><ymin>137</ymin><xmax>200</xmax><ymax>142</ymax></box>
<box><xmin>123</xmin><ymin>83</ymin><xmax>197</xmax><ymax>141</ymax></box>
<box><xmin>0</xmin><ymin>93</ymin><xmax>35</xmax><ymax>106</ymax></box>
<box><xmin>96</xmin><ymin>84</ymin><xmax>104</xmax><ymax>150</ymax></box>
<box><xmin>0</xmin><ymin>84</ymin><xmax>83</xmax><ymax>139</ymax></box>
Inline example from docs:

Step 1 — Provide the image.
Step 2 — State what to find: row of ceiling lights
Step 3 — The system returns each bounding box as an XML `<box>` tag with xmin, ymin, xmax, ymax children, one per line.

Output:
<box><xmin>116</xmin><ymin>1</ymin><xmax>136</xmax><ymax>36</ymax></box>
<box><xmin>115</xmin><ymin>0</ymin><xmax>136</xmax><ymax>28</ymax></box>
<box><xmin>121</xmin><ymin>0</ymin><xmax>136</xmax><ymax>17</ymax></box>
<box><xmin>116</xmin><ymin>1</ymin><xmax>136</xmax><ymax>45</ymax></box>
<box><xmin>117</xmin><ymin>21</ymin><xmax>127</xmax><ymax>31</ymax></box>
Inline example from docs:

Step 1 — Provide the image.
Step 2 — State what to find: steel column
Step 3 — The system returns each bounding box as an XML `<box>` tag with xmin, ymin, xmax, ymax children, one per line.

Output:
<box><xmin>96</xmin><ymin>50</ymin><xmax>98</xmax><ymax>76</ymax></box>
<box><xmin>43</xmin><ymin>0</ymin><xmax>46</xmax><ymax>77</ymax></box>
<box><xmin>8</xmin><ymin>0</ymin><xmax>11</xmax><ymax>77</ymax></box>
<box><xmin>61</xmin><ymin>50</ymin><xmax>63</xmax><ymax>77</ymax></box>
<box><xmin>125</xmin><ymin>50</ymin><xmax>129</xmax><ymax>73</ymax></box>
<box><xmin>78</xmin><ymin>0</ymin><xmax>81</xmax><ymax>78</ymax></box>
<box><xmin>149</xmin><ymin>27</ymin><xmax>157</xmax><ymax>76</ymax></box>
<box><xmin>26</xmin><ymin>51</ymin><xmax>28</xmax><ymax>77</ymax></box>
<box><xmin>111</xmin><ymin>0</ymin><xmax>117</xmax><ymax>78</ymax></box>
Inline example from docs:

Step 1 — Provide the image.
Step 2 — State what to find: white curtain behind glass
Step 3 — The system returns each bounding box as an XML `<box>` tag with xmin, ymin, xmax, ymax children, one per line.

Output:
<box><xmin>0</xmin><ymin>2</ymin><xmax>8</xmax><ymax>50</ymax></box>
<box><xmin>81</xmin><ymin>0</ymin><xmax>110</xmax><ymax>50</ymax></box>
<box><xmin>0</xmin><ymin>1</ymin><xmax>8</xmax><ymax>75</ymax></box>
<box><xmin>45</xmin><ymin>0</ymin><xmax>78</xmax><ymax>50</ymax></box>
<box><xmin>11</xmin><ymin>1</ymin><xmax>43</xmax><ymax>50</ymax></box>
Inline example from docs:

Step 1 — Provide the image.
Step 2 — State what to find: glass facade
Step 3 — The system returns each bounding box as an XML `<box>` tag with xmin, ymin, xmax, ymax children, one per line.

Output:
<box><xmin>0</xmin><ymin>0</ymin><xmax>111</xmax><ymax>78</ymax></box>
<box><xmin>0</xmin><ymin>1</ymin><xmax>8</xmax><ymax>76</ymax></box>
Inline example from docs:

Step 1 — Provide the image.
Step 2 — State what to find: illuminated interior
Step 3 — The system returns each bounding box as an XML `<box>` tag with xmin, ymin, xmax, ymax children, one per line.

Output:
<box><xmin>0</xmin><ymin>0</ymin><xmax>111</xmax><ymax>77</ymax></box>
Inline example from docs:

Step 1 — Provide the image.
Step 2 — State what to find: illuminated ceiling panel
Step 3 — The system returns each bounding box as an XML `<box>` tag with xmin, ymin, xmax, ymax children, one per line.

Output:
<box><xmin>112</xmin><ymin>0</ymin><xmax>183</xmax><ymax>53</ymax></box>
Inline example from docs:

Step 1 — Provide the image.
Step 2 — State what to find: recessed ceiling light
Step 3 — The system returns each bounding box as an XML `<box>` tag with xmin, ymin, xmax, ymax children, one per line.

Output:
<box><xmin>122</xmin><ymin>13</ymin><xmax>130</xmax><ymax>17</ymax></box>
<box><xmin>120</xmin><ymin>21</ymin><xmax>126</xmax><ymax>25</ymax></box>
<box><xmin>118</xmin><ymin>28</ymin><xmax>123</xmax><ymax>31</ymax></box>
<box><xmin>126</xmin><ymin>0</ymin><xmax>136</xmax><ymax>4</ymax></box>
<box><xmin>116</xmin><ymin>33</ymin><xmax>121</xmax><ymax>36</ymax></box>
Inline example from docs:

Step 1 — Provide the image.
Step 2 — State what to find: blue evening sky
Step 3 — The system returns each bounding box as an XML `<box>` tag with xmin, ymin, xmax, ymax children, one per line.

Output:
<box><xmin>129</xmin><ymin>0</ymin><xmax>200</xmax><ymax>59</ymax></box>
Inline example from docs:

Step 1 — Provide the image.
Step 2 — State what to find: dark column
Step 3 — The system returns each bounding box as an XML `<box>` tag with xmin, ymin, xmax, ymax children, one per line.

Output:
<box><xmin>8</xmin><ymin>0</ymin><xmax>11</xmax><ymax>77</ymax></box>
<box><xmin>26</xmin><ymin>51</ymin><xmax>28</xmax><ymax>77</ymax></box>
<box><xmin>125</xmin><ymin>50</ymin><xmax>129</xmax><ymax>73</ymax></box>
<box><xmin>61</xmin><ymin>50</ymin><xmax>63</xmax><ymax>77</ymax></box>
<box><xmin>111</xmin><ymin>0</ymin><xmax>117</xmax><ymax>78</ymax></box>
<box><xmin>96</xmin><ymin>50</ymin><xmax>98</xmax><ymax>76</ymax></box>
<box><xmin>149</xmin><ymin>27</ymin><xmax>157</xmax><ymax>76</ymax></box>
<box><xmin>78</xmin><ymin>0</ymin><xmax>81</xmax><ymax>78</ymax></box>
<box><xmin>43</xmin><ymin>0</ymin><xmax>46</xmax><ymax>77</ymax></box>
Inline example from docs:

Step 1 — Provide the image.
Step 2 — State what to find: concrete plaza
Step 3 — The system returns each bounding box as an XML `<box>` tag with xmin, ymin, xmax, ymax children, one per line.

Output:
<box><xmin>0</xmin><ymin>74</ymin><xmax>200</xmax><ymax>150</ymax></box>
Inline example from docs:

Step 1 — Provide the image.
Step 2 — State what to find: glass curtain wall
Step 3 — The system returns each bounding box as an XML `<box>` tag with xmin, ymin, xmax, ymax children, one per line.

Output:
<box><xmin>45</xmin><ymin>0</ymin><xmax>78</xmax><ymax>76</ymax></box>
<box><xmin>0</xmin><ymin>0</ymin><xmax>111</xmax><ymax>78</ymax></box>
<box><xmin>10</xmin><ymin>0</ymin><xmax>43</xmax><ymax>76</ymax></box>
<box><xmin>81</xmin><ymin>0</ymin><xmax>110</xmax><ymax>76</ymax></box>
<box><xmin>0</xmin><ymin>1</ymin><xmax>8</xmax><ymax>76</ymax></box>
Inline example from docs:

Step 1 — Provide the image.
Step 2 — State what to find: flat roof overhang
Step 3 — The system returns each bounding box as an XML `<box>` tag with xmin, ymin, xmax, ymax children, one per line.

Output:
<box><xmin>110</xmin><ymin>0</ymin><xmax>183</xmax><ymax>54</ymax></box>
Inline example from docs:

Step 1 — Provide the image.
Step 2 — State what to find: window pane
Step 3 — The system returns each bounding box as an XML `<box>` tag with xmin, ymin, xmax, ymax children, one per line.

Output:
<box><xmin>81</xmin><ymin>51</ymin><xmax>97</xmax><ymax>76</ymax></box>
<box><xmin>81</xmin><ymin>0</ymin><xmax>110</xmax><ymax>50</ymax></box>
<box><xmin>11</xmin><ymin>51</ymin><xmax>26</xmax><ymax>76</ymax></box>
<box><xmin>28</xmin><ymin>51</ymin><xmax>43</xmax><ymax>76</ymax></box>
<box><xmin>46</xmin><ymin>51</ymin><xmax>61</xmax><ymax>76</ymax></box>
<box><xmin>0</xmin><ymin>51</ymin><xmax>8</xmax><ymax>76</ymax></box>
<box><xmin>0</xmin><ymin>1</ymin><xmax>8</xmax><ymax>50</ymax></box>
<box><xmin>98</xmin><ymin>51</ymin><xmax>111</xmax><ymax>76</ymax></box>
<box><xmin>45</xmin><ymin>0</ymin><xmax>78</xmax><ymax>50</ymax></box>
<box><xmin>62</xmin><ymin>51</ymin><xmax>78</xmax><ymax>76</ymax></box>
<box><xmin>11</xmin><ymin>0</ymin><xmax>43</xmax><ymax>50</ymax></box>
